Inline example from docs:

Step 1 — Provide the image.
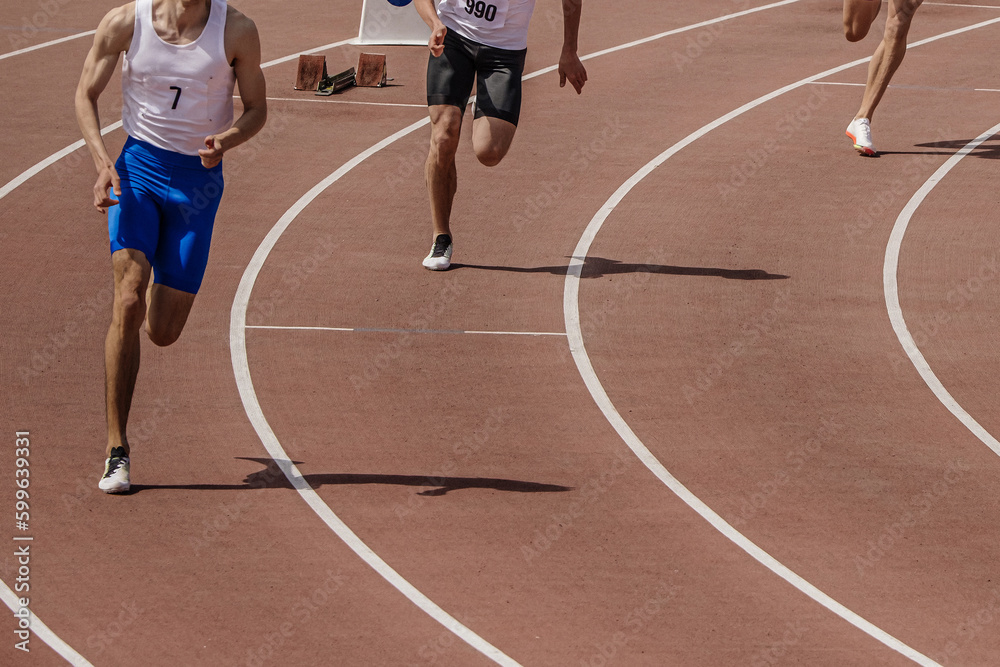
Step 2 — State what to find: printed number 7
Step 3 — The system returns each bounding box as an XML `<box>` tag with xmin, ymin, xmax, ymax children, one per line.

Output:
<box><xmin>170</xmin><ymin>86</ymin><xmax>182</xmax><ymax>110</ymax></box>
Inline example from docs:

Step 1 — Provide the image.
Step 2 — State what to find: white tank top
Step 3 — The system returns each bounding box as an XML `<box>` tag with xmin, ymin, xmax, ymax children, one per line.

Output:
<box><xmin>121</xmin><ymin>0</ymin><xmax>236</xmax><ymax>156</ymax></box>
<box><xmin>437</xmin><ymin>0</ymin><xmax>536</xmax><ymax>51</ymax></box>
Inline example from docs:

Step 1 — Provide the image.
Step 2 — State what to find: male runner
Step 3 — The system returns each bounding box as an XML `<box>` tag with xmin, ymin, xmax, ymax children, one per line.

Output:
<box><xmin>75</xmin><ymin>0</ymin><xmax>267</xmax><ymax>492</ymax></box>
<box><xmin>843</xmin><ymin>0</ymin><xmax>924</xmax><ymax>156</ymax></box>
<box><xmin>414</xmin><ymin>0</ymin><xmax>587</xmax><ymax>270</ymax></box>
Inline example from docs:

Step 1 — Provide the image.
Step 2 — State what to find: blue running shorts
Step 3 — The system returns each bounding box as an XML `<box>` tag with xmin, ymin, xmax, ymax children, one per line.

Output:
<box><xmin>108</xmin><ymin>136</ymin><xmax>224</xmax><ymax>294</ymax></box>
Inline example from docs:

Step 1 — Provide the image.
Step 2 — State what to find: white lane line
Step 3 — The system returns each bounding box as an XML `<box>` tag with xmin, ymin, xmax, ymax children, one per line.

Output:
<box><xmin>246</xmin><ymin>324</ymin><xmax>566</xmax><ymax>336</ymax></box>
<box><xmin>0</xmin><ymin>579</ymin><xmax>94</xmax><ymax>666</ymax></box>
<box><xmin>925</xmin><ymin>2</ymin><xmax>1000</xmax><ymax>8</ymax></box>
<box><xmin>0</xmin><ymin>122</ymin><xmax>122</xmax><ymax>201</ymax></box>
<box><xmin>883</xmin><ymin>122</ymin><xmax>1000</xmax><ymax>456</ymax></box>
<box><xmin>230</xmin><ymin>119</ymin><xmax>531</xmax><ymax>667</ymax></box>
<box><xmin>262</xmin><ymin>97</ymin><xmax>426</xmax><ymax>108</ymax></box>
<box><xmin>560</xmin><ymin>15</ymin><xmax>1000</xmax><ymax>667</ymax></box>
<box><xmin>0</xmin><ymin>29</ymin><xmax>95</xmax><ymax>62</ymax></box>
<box><xmin>228</xmin><ymin>2</ymin><xmax>809</xmax><ymax>664</ymax></box>
<box><xmin>0</xmin><ymin>38</ymin><xmax>356</xmax><ymax>204</ymax></box>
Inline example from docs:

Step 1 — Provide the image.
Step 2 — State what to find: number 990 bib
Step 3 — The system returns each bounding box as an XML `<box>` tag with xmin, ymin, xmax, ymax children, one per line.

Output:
<box><xmin>446</xmin><ymin>0</ymin><xmax>509</xmax><ymax>30</ymax></box>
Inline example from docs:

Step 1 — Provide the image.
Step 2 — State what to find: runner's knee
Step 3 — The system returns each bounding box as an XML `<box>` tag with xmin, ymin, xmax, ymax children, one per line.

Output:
<box><xmin>113</xmin><ymin>288</ymin><xmax>145</xmax><ymax>333</ymax></box>
<box><xmin>145</xmin><ymin>320</ymin><xmax>183</xmax><ymax>347</ymax></box>
<box><xmin>429</xmin><ymin>114</ymin><xmax>462</xmax><ymax>163</ymax></box>
<box><xmin>474</xmin><ymin>142</ymin><xmax>507</xmax><ymax>167</ymax></box>
<box><xmin>844</xmin><ymin>22</ymin><xmax>868</xmax><ymax>42</ymax></box>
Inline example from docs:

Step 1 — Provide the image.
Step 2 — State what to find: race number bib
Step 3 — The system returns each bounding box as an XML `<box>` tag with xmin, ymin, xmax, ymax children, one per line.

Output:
<box><xmin>448</xmin><ymin>0</ymin><xmax>509</xmax><ymax>30</ymax></box>
<box><xmin>140</xmin><ymin>75</ymin><xmax>210</xmax><ymax>122</ymax></box>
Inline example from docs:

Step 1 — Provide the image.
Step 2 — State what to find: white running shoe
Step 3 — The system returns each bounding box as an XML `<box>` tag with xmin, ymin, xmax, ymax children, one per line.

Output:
<box><xmin>422</xmin><ymin>234</ymin><xmax>453</xmax><ymax>271</ymax></box>
<box><xmin>846</xmin><ymin>118</ymin><xmax>877</xmax><ymax>156</ymax></box>
<box><xmin>99</xmin><ymin>447</ymin><xmax>130</xmax><ymax>494</ymax></box>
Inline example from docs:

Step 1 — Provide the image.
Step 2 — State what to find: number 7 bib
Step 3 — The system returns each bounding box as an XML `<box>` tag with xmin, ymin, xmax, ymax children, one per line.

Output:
<box><xmin>447</xmin><ymin>0</ymin><xmax>509</xmax><ymax>30</ymax></box>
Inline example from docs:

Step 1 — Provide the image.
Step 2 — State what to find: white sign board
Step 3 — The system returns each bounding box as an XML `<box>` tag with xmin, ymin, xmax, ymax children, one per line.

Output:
<box><xmin>357</xmin><ymin>0</ymin><xmax>432</xmax><ymax>45</ymax></box>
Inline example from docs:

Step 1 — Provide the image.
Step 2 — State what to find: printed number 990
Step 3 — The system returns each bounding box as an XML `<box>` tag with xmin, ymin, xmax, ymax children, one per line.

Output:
<box><xmin>465</xmin><ymin>0</ymin><xmax>497</xmax><ymax>21</ymax></box>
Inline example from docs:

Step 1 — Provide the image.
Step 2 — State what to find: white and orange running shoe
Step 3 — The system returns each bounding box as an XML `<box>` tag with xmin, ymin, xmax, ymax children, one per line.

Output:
<box><xmin>846</xmin><ymin>118</ymin><xmax>877</xmax><ymax>156</ymax></box>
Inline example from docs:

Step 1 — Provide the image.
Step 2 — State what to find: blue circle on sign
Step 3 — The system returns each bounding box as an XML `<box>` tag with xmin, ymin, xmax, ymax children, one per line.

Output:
<box><xmin>386</xmin><ymin>0</ymin><xmax>412</xmax><ymax>6</ymax></box>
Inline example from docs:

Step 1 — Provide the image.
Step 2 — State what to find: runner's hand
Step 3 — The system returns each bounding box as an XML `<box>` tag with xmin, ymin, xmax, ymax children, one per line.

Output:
<box><xmin>199</xmin><ymin>135</ymin><xmax>224</xmax><ymax>169</ymax></box>
<box><xmin>93</xmin><ymin>164</ymin><xmax>120</xmax><ymax>214</ymax></box>
<box><xmin>559</xmin><ymin>50</ymin><xmax>587</xmax><ymax>94</ymax></box>
<box><xmin>429</xmin><ymin>24</ymin><xmax>447</xmax><ymax>57</ymax></box>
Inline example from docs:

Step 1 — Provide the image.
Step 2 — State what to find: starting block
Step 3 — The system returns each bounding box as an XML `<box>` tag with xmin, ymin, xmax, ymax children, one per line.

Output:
<box><xmin>294</xmin><ymin>52</ymin><xmax>389</xmax><ymax>94</ymax></box>
<box><xmin>356</xmin><ymin>53</ymin><xmax>387</xmax><ymax>88</ymax></box>
<box><xmin>293</xmin><ymin>54</ymin><xmax>327</xmax><ymax>91</ymax></box>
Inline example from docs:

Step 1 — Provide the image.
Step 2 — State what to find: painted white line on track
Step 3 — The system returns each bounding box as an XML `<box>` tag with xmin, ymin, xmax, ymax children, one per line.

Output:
<box><xmin>247</xmin><ymin>324</ymin><xmax>566</xmax><ymax>336</ymax></box>
<box><xmin>228</xmin><ymin>2</ymin><xmax>809</xmax><ymax>664</ymax></box>
<box><xmin>0</xmin><ymin>29</ymin><xmax>95</xmax><ymax>61</ymax></box>
<box><xmin>883</xmin><ymin>122</ymin><xmax>1000</xmax><ymax>456</ymax></box>
<box><xmin>0</xmin><ymin>38</ymin><xmax>356</xmax><ymax>205</ymax></box>
<box><xmin>232</xmin><ymin>117</ymin><xmax>524</xmax><ymax>667</ymax></box>
<box><xmin>925</xmin><ymin>2</ymin><xmax>1000</xmax><ymax>8</ymax></box>
<box><xmin>0</xmin><ymin>579</ymin><xmax>93</xmax><ymax>666</ymax></box>
<box><xmin>0</xmin><ymin>122</ymin><xmax>122</xmax><ymax>202</ymax></box>
<box><xmin>261</xmin><ymin>97</ymin><xmax>426</xmax><ymax>108</ymax></box>
<box><xmin>561</xmin><ymin>15</ymin><xmax>1000</xmax><ymax>667</ymax></box>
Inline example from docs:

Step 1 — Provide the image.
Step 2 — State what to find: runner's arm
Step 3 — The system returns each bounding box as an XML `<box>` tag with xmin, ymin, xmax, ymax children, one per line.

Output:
<box><xmin>559</xmin><ymin>0</ymin><xmax>587</xmax><ymax>94</ymax></box>
<box><xmin>414</xmin><ymin>0</ymin><xmax>447</xmax><ymax>56</ymax></box>
<box><xmin>74</xmin><ymin>4</ymin><xmax>134</xmax><ymax>212</ymax></box>
<box><xmin>200</xmin><ymin>9</ymin><xmax>267</xmax><ymax>169</ymax></box>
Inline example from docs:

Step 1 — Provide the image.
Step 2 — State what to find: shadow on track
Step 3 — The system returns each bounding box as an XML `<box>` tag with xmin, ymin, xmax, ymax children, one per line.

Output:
<box><xmin>451</xmin><ymin>256</ymin><xmax>789</xmax><ymax>280</ymax></box>
<box><xmin>128</xmin><ymin>457</ymin><xmax>574</xmax><ymax>496</ymax></box>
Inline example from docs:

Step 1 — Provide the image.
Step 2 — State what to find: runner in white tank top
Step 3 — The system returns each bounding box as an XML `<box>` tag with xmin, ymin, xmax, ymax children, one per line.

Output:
<box><xmin>413</xmin><ymin>0</ymin><xmax>587</xmax><ymax>270</ymax></box>
<box><xmin>122</xmin><ymin>0</ymin><xmax>237</xmax><ymax>156</ymax></box>
<box><xmin>75</xmin><ymin>0</ymin><xmax>267</xmax><ymax>493</ymax></box>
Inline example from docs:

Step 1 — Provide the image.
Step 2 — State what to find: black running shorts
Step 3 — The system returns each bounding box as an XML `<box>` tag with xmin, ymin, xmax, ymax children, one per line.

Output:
<box><xmin>426</xmin><ymin>29</ymin><xmax>527</xmax><ymax>126</ymax></box>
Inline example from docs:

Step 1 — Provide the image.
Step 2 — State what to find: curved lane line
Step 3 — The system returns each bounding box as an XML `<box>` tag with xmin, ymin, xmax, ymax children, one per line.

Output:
<box><xmin>0</xmin><ymin>30</ymin><xmax>95</xmax><ymax>62</ymax></box>
<box><xmin>228</xmin><ymin>3</ymin><xmax>809</xmax><ymax>664</ymax></box>
<box><xmin>883</xmin><ymin>123</ymin><xmax>1000</xmax><ymax>456</ymax></box>
<box><xmin>561</xmin><ymin>16</ymin><xmax>1000</xmax><ymax>667</ymax></box>
<box><xmin>0</xmin><ymin>580</ymin><xmax>93</xmax><ymax>666</ymax></box>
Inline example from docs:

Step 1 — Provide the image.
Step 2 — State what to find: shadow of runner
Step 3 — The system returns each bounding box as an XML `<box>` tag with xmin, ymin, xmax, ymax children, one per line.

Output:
<box><xmin>451</xmin><ymin>256</ymin><xmax>788</xmax><ymax>280</ymax></box>
<box><xmin>129</xmin><ymin>457</ymin><xmax>574</xmax><ymax>496</ymax></box>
